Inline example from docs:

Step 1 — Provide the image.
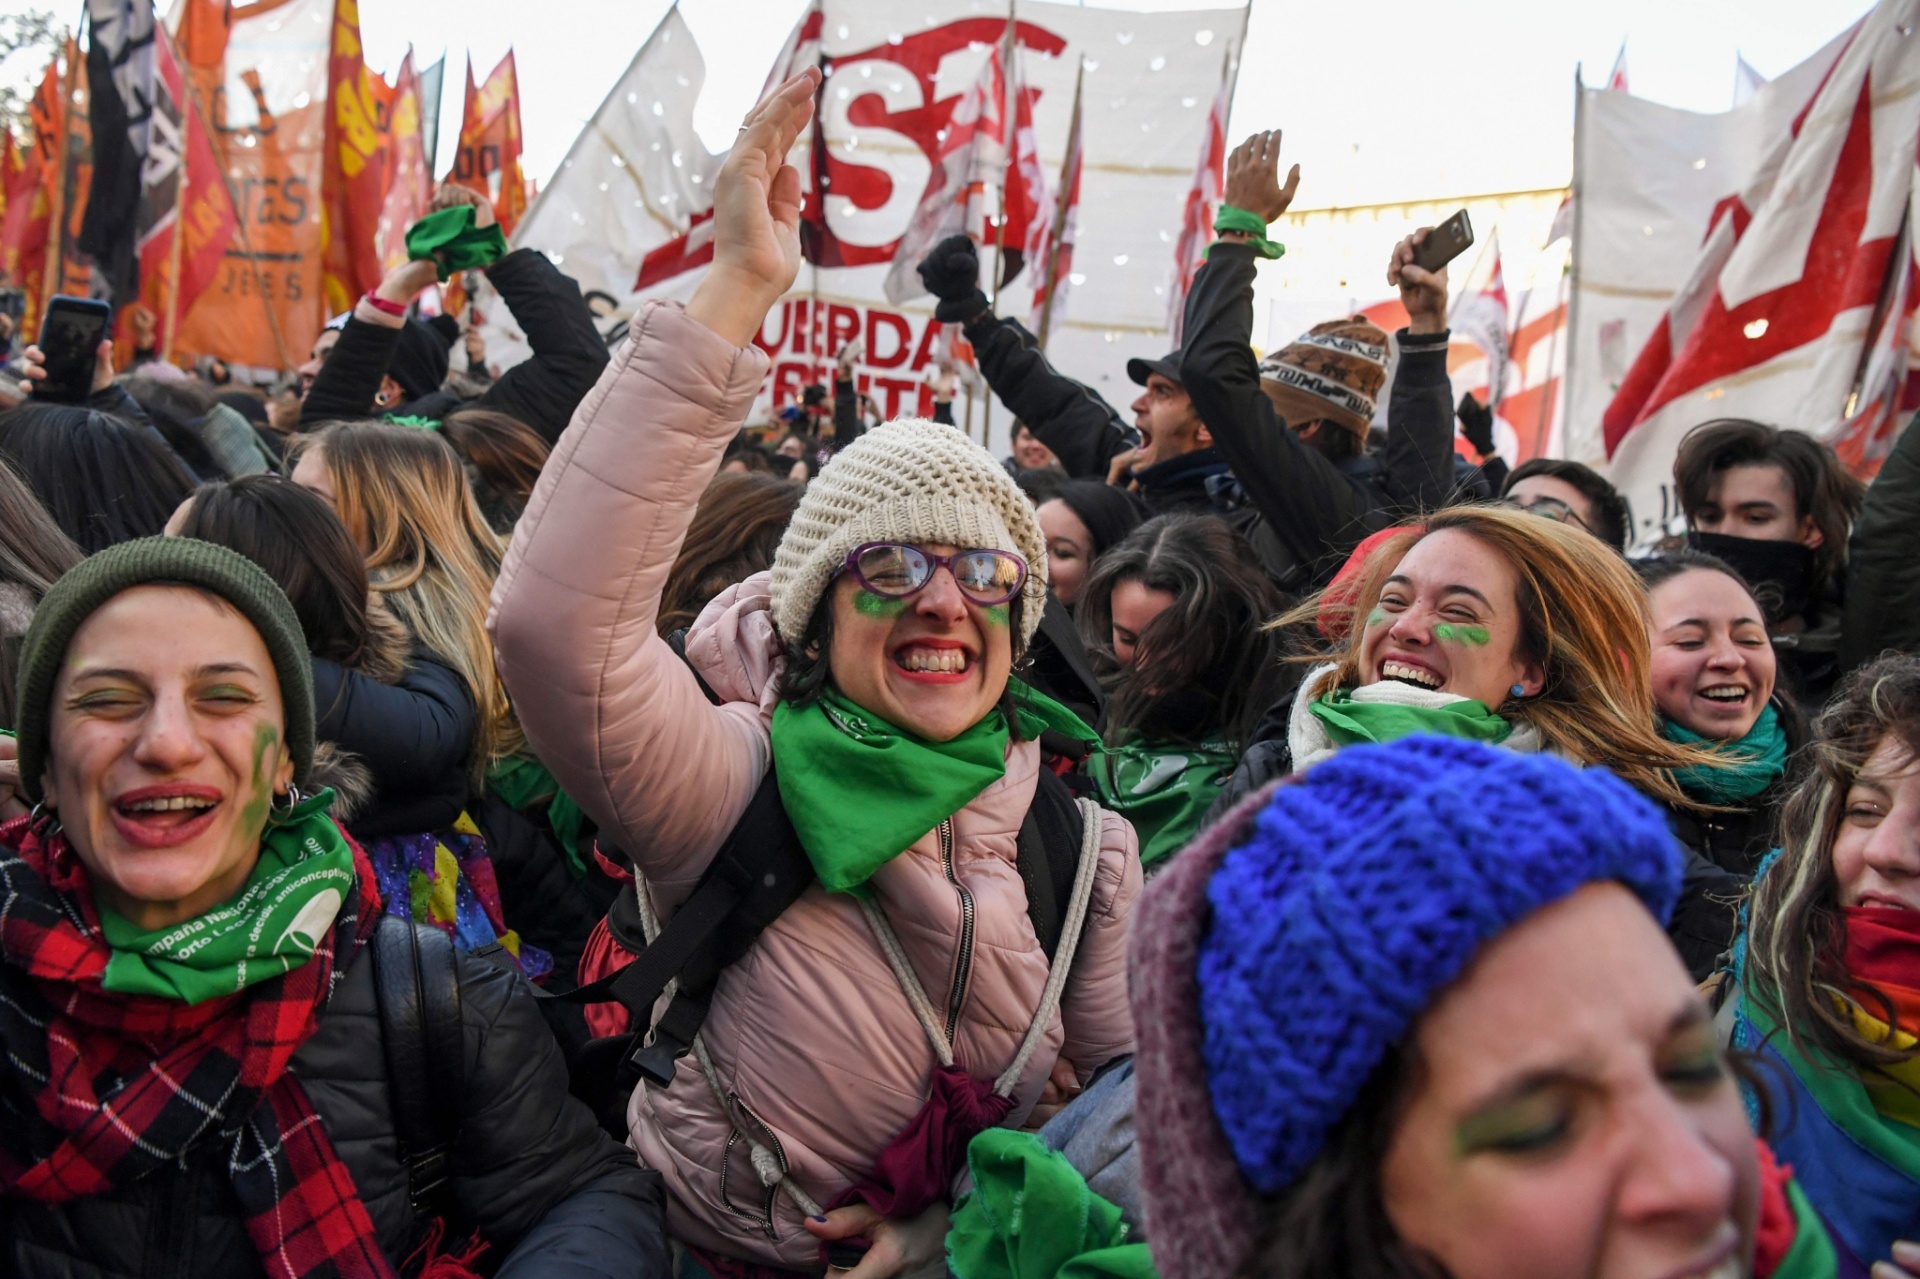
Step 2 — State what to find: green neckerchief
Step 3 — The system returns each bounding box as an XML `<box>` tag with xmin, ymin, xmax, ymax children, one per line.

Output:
<box><xmin>1662</xmin><ymin>703</ymin><xmax>1788</xmax><ymax>804</ymax></box>
<box><xmin>1308</xmin><ymin>687</ymin><xmax>1512</xmax><ymax>749</ymax></box>
<box><xmin>768</xmin><ymin>681</ymin><xmax>1096</xmax><ymax>897</ymax></box>
<box><xmin>404</xmin><ymin>206</ymin><xmax>509</xmax><ymax>281</ymax></box>
<box><xmin>947</xmin><ymin>1128</ymin><xmax>1159</xmax><ymax>1279</ymax></box>
<box><xmin>486</xmin><ymin>753</ymin><xmax>590</xmax><ymax>879</ymax></box>
<box><xmin>1207</xmin><ymin>204</ymin><xmax>1285</xmax><ymax>260</ymax></box>
<box><xmin>1089</xmin><ymin>738</ymin><xmax>1237</xmax><ymax>868</ymax></box>
<box><xmin>97</xmin><ymin>789</ymin><xmax>355</xmax><ymax>1005</ymax></box>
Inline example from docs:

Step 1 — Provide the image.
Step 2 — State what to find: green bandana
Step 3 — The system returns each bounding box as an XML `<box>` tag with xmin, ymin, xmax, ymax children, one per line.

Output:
<box><xmin>404</xmin><ymin>206</ymin><xmax>509</xmax><ymax>281</ymax></box>
<box><xmin>1308</xmin><ymin>687</ymin><xmax>1512</xmax><ymax>749</ymax></box>
<box><xmin>948</xmin><ymin>1128</ymin><xmax>1158</xmax><ymax>1279</ymax></box>
<box><xmin>1208</xmin><ymin>204</ymin><xmax>1286</xmax><ymax>260</ymax></box>
<box><xmin>97</xmin><ymin>789</ymin><xmax>357</xmax><ymax>1005</ymax></box>
<box><xmin>383</xmin><ymin>414</ymin><xmax>441</xmax><ymax>431</ymax></box>
<box><xmin>1088</xmin><ymin>738</ymin><xmax>1236</xmax><ymax>868</ymax></box>
<box><xmin>1662</xmin><ymin>703</ymin><xmax>1789</xmax><ymax>804</ymax></box>
<box><xmin>768</xmin><ymin>681</ymin><xmax>1096</xmax><ymax>896</ymax></box>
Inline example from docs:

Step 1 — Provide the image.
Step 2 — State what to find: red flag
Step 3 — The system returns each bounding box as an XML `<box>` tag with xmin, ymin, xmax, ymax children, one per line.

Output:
<box><xmin>635</xmin><ymin>207</ymin><xmax>714</xmax><ymax>291</ymax></box>
<box><xmin>0</xmin><ymin>57</ymin><xmax>62</xmax><ymax>328</ymax></box>
<box><xmin>375</xmin><ymin>50</ymin><xmax>432</xmax><ymax>274</ymax></box>
<box><xmin>1031</xmin><ymin>67</ymin><xmax>1083</xmax><ymax>344</ymax></box>
<box><xmin>322</xmin><ymin>0</ymin><xmax>391</xmax><ymax>313</ymax></box>
<box><xmin>996</xmin><ymin>53</ymin><xmax>1052</xmax><ymax>291</ymax></box>
<box><xmin>881</xmin><ymin>46</ymin><xmax>1009</xmax><ymax>304</ymax></box>
<box><xmin>1607</xmin><ymin>42</ymin><xmax>1630</xmax><ymax>92</ymax></box>
<box><xmin>447</xmin><ymin>51</ymin><xmax>527</xmax><ymax>234</ymax></box>
<box><xmin>1169</xmin><ymin>55</ymin><xmax>1230</xmax><ymax>342</ymax></box>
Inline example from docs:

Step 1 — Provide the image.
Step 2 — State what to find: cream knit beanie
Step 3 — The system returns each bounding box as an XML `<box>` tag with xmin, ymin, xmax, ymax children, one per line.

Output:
<box><xmin>769</xmin><ymin>417</ymin><xmax>1048</xmax><ymax>646</ymax></box>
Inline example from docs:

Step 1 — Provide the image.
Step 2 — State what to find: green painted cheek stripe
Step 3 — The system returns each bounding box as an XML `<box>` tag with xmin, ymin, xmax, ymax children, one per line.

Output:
<box><xmin>853</xmin><ymin>589</ymin><xmax>908</xmax><ymax>618</ymax></box>
<box><xmin>982</xmin><ymin>603</ymin><xmax>1011</xmax><ymax>628</ymax></box>
<box><xmin>1433</xmin><ymin>623</ymin><xmax>1491</xmax><ymax>647</ymax></box>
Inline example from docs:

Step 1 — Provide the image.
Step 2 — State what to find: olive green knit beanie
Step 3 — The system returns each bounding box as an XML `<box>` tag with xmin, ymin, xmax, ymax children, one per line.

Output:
<box><xmin>14</xmin><ymin>536</ymin><xmax>315</xmax><ymax>804</ymax></box>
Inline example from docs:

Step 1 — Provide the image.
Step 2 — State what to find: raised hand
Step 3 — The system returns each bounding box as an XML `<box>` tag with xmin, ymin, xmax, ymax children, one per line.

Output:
<box><xmin>1388</xmin><ymin>229</ymin><xmax>1449</xmax><ymax>336</ymax></box>
<box><xmin>687</xmin><ymin>68</ymin><xmax>821</xmax><ymax>347</ymax></box>
<box><xmin>1222</xmin><ymin>130</ymin><xmax>1300</xmax><ymax>225</ymax></box>
<box><xmin>431</xmin><ymin>181</ymin><xmax>497</xmax><ymax>230</ymax></box>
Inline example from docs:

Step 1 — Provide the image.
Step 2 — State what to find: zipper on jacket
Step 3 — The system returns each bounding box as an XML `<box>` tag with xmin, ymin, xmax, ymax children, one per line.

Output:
<box><xmin>939</xmin><ymin>818</ymin><xmax>976</xmax><ymax>1043</ymax></box>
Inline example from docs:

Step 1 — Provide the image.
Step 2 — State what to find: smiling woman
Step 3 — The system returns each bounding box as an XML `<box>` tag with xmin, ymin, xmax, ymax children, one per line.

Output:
<box><xmin>0</xmin><ymin>537</ymin><xmax>671</xmax><ymax>1279</ymax></box>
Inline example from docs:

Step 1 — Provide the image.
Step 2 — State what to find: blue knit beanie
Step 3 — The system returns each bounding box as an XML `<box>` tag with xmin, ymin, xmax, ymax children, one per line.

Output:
<box><xmin>1195</xmin><ymin>735</ymin><xmax>1683</xmax><ymax>1196</ymax></box>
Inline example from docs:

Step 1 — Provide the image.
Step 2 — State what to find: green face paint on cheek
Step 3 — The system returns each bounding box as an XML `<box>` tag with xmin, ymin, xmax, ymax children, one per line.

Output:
<box><xmin>1433</xmin><ymin>623</ymin><xmax>1491</xmax><ymax>647</ymax></box>
<box><xmin>982</xmin><ymin>604</ymin><xmax>1011</xmax><ymax>629</ymax></box>
<box><xmin>242</xmin><ymin>721</ymin><xmax>280</xmax><ymax>833</ymax></box>
<box><xmin>1366</xmin><ymin>608</ymin><xmax>1388</xmax><ymax>628</ymax></box>
<box><xmin>852</xmin><ymin>589</ymin><xmax>908</xmax><ymax>619</ymax></box>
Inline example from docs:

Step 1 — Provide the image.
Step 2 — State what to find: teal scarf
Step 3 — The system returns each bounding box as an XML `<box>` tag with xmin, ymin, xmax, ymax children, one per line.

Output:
<box><xmin>1663</xmin><ymin>703</ymin><xmax>1788</xmax><ymax>804</ymax></box>
<box><xmin>768</xmin><ymin>682</ymin><xmax>1096</xmax><ymax>896</ymax></box>
<box><xmin>97</xmin><ymin>789</ymin><xmax>355</xmax><ymax>1004</ymax></box>
<box><xmin>1308</xmin><ymin>687</ymin><xmax>1512</xmax><ymax>748</ymax></box>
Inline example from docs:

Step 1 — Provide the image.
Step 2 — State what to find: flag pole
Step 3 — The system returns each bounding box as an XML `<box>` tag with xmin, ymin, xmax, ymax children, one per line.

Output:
<box><xmin>1560</xmin><ymin>64</ymin><xmax>1586</xmax><ymax>464</ymax></box>
<box><xmin>161</xmin><ymin>26</ymin><xmax>188</xmax><ymax>363</ymax></box>
<box><xmin>41</xmin><ymin>34</ymin><xmax>77</xmax><ymax>319</ymax></box>
<box><xmin>983</xmin><ymin>1</ymin><xmax>1015</xmax><ymax>448</ymax></box>
<box><xmin>1036</xmin><ymin>60</ymin><xmax>1081</xmax><ymax>352</ymax></box>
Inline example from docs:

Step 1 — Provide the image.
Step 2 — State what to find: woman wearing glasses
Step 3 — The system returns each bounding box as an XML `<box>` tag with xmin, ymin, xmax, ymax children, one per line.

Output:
<box><xmin>490</xmin><ymin>71</ymin><xmax>1139</xmax><ymax>1278</ymax></box>
<box><xmin>1498</xmin><ymin>457</ymin><xmax>1632</xmax><ymax>551</ymax></box>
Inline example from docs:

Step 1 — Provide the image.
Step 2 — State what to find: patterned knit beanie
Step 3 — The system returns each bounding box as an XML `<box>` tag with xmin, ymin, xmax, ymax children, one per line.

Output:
<box><xmin>769</xmin><ymin>417</ymin><xmax>1048</xmax><ymax>646</ymax></box>
<box><xmin>1194</xmin><ymin>737</ymin><xmax>1681</xmax><ymax>1197</ymax></box>
<box><xmin>14</xmin><ymin>536</ymin><xmax>316</xmax><ymax>803</ymax></box>
<box><xmin>1257</xmin><ymin>316</ymin><xmax>1390</xmax><ymax>439</ymax></box>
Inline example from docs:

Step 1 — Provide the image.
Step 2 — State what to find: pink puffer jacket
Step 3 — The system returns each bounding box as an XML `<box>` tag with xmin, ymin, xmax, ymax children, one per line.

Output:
<box><xmin>489</xmin><ymin>301</ymin><xmax>1140</xmax><ymax>1267</ymax></box>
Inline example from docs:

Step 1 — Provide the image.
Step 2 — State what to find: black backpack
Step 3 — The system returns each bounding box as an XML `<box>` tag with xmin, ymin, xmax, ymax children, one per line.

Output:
<box><xmin>558</xmin><ymin>757</ymin><xmax>1089</xmax><ymax>1135</ymax></box>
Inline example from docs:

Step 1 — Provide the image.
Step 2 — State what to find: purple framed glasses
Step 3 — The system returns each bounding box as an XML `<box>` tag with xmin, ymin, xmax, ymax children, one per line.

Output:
<box><xmin>840</xmin><ymin>541</ymin><xmax>1028</xmax><ymax>606</ymax></box>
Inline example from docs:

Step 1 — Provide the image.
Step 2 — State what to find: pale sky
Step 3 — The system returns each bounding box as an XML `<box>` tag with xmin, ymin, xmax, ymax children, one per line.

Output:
<box><xmin>343</xmin><ymin>0</ymin><xmax>1870</xmax><ymax>210</ymax></box>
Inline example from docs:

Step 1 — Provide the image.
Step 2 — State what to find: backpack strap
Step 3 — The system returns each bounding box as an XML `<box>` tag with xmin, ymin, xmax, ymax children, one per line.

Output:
<box><xmin>1016</xmin><ymin>765</ymin><xmax>1088</xmax><ymax>963</ymax></box>
<box><xmin>371</xmin><ymin>913</ymin><xmax>465</xmax><ymax>1221</ymax></box>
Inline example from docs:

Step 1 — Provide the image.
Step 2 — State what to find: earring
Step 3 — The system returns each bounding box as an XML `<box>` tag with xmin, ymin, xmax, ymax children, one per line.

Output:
<box><xmin>267</xmin><ymin>782</ymin><xmax>305</xmax><ymax>824</ymax></box>
<box><xmin>27</xmin><ymin>800</ymin><xmax>61</xmax><ymax>838</ymax></box>
<box><xmin>1509</xmin><ymin>684</ymin><xmax>1527</xmax><ymax>699</ymax></box>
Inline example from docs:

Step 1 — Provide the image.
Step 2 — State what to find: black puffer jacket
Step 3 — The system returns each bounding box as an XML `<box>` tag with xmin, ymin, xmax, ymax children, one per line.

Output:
<box><xmin>300</xmin><ymin>248</ymin><xmax>608</xmax><ymax>444</ymax></box>
<box><xmin>1663</xmin><ymin>776</ymin><xmax>1791</xmax><ymax>983</ymax></box>
<box><xmin>313</xmin><ymin>650</ymin><xmax>476</xmax><ymax>840</ymax></box>
<box><xmin>2</xmin><ymin>928</ymin><xmax>671</xmax><ymax>1279</ymax></box>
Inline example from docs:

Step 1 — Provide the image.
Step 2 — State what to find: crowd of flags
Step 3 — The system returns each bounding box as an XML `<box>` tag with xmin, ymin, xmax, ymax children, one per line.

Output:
<box><xmin>0</xmin><ymin>0</ymin><xmax>531</xmax><ymax>371</ymax></box>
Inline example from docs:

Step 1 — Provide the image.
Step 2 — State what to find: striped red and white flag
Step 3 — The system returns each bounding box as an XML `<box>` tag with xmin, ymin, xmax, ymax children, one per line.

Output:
<box><xmin>1169</xmin><ymin>54</ymin><xmax>1230</xmax><ymax>343</ymax></box>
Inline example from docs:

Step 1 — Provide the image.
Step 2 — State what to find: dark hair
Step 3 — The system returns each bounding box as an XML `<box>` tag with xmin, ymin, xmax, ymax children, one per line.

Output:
<box><xmin>1502</xmin><ymin>457</ymin><xmax>1632</xmax><ymax>551</ymax></box>
<box><xmin>1673</xmin><ymin>419</ymin><xmax>1864</xmax><ymax>587</ymax></box>
<box><xmin>1076</xmin><ymin>514</ymin><xmax>1288</xmax><ymax>750</ymax></box>
<box><xmin>0</xmin><ymin>457</ymin><xmax>84</xmax><ymax>727</ymax></box>
<box><xmin>658</xmin><ymin>472</ymin><xmax>802</xmax><ymax>636</ymax></box>
<box><xmin>0</xmin><ymin>402</ymin><xmax>196</xmax><ymax>553</ymax></box>
<box><xmin>725</xmin><ymin>431</ymin><xmax>773</xmax><ymax>473</ymax></box>
<box><xmin>1308</xmin><ymin>422</ymin><xmax>1363</xmax><ymax>465</ymax></box>
<box><xmin>1744</xmin><ymin>653</ymin><xmax>1920</xmax><ymax>1076</ymax></box>
<box><xmin>1047</xmin><ymin>479</ymin><xmax>1151</xmax><ymax>561</ymax></box>
<box><xmin>172</xmin><ymin>474</ymin><xmax>393</xmax><ymax>674</ymax></box>
<box><xmin>438</xmin><ymin>408</ymin><xmax>552</xmax><ymax>533</ymax></box>
<box><xmin>1013</xmin><ymin>466</ymin><xmax>1067</xmax><ymax>506</ymax></box>
<box><xmin>216</xmin><ymin>389</ymin><xmax>271</xmax><ymax>426</ymax></box>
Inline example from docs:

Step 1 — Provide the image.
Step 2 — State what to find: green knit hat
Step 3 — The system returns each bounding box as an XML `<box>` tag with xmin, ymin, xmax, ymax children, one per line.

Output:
<box><xmin>14</xmin><ymin>536</ymin><xmax>315</xmax><ymax>804</ymax></box>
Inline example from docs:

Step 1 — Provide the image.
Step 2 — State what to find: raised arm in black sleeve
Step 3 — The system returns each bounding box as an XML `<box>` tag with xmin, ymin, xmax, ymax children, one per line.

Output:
<box><xmin>477</xmin><ymin>247</ymin><xmax>610</xmax><ymax>444</ymax></box>
<box><xmin>960</xmin><ymin>312</ymin><xmax>1136</xmax><ymax>478</ymax></box>
<box><xmin>300</xmin><ymin>318</ymin><xmax>400</xmax><ymax>426</ymax></box>
<box><xmin>1840</xmin><ymin>411</ymin><xmax>1920</xmax><ymax>670</ymax></box>
<box><xmin>834</xmin><ymin>375</ymin><xmax>867</xmax><ymax>448</ymax></box>
<box><xmin>1379</xmin><ymin>328</ymin><xmax>1467</xmax><ymax>514</ymax></box>
<box><xmin>1180</xmin><ymin>241</ymin><xmax>1382</xmax><ymax>579</ymax></box>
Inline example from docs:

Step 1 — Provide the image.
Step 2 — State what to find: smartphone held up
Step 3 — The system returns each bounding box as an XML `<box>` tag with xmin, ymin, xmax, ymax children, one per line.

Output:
<box><xmin>30</xmin><ymin>295</ymin><xmax>113</xmax><ymax>404</ymax></box>
<box><xmin>1410</xmin><ymin>209</ymin><xmax>1475</xmax><ymax>276</ymax></box>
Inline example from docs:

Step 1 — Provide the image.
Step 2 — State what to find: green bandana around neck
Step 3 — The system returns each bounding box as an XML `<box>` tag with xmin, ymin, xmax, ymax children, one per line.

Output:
<box><xmin>404</xmin><ymin>205</ymin><xmax>509</xmax><ymax>281</ymax></box>
<box><xmin>1662</xmin><ymin>702</ymin><xmax>1789</xmax><ymax>804</ymax></box>
<box><xmin>768</xmin><ymin>681</ymin><xmax>1096</xmax><ymax>896</ymax></box>
<box><xmin>97</xmin><ymin>789</ymin><xmax>357</xmax><ymax>1004</ymax></box>
<box><xmin>1088</xmin><ymin>738</ymin><xmax>1236</xmax><ymax>869</ymax></box>
<box><xmin>1308</xmin><ymin>686</ymin><xmax>1512</xmax><ymax>749</ymax></box>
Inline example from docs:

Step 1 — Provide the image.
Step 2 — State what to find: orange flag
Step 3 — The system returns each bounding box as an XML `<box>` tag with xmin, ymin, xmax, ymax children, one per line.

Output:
<box><xmin>0</xmin><ymin>57</ymin><xmax>61</xmax><ymax>332</ymax></box>
<box><xmin>446</xmin><ymin>51</ymin><xmax>526</xmax><ymax>234</ymax></box>
<box><xmin>173</xmin><ymin>0</ymin><xmax>330</xmax><ymax>371</ymax></box>
<box><xmin>321</xmin><ymin>0</ymin><xmax>390</xmax><ymax>314</ymax></box>
<box><xmin>46</xmin><ymin>37</ymin><xmax>94</xmax><ymax>317</ymax></box>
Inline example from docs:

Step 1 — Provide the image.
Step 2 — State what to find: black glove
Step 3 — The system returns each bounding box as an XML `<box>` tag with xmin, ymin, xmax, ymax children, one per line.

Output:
<box><xmin>1456</xmin><ymin>392</ymin><xmax>1496</xmax><ymax>458</ymax></box>
<box><xmin>918</xmin><ymin>235</ymin><xmax>990</xmax><ymax>323</ymax></box>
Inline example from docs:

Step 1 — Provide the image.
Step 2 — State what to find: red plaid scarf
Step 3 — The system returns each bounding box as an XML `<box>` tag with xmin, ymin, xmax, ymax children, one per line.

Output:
<box><xmin>0</xmin><ymin>814</ymin><xmax>396</xmax><ymax>1279</ymax></box>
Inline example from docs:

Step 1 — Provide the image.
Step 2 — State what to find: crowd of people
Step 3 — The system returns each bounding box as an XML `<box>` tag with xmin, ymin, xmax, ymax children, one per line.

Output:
<box><xmin>3</xmin><ymin>66</ymin><xmax>1920</xmax><ymax>1279</ymax></box>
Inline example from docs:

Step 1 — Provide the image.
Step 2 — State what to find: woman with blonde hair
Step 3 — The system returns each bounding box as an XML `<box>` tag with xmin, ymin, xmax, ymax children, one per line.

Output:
<box><xmin>1214</xmin><ymin>503</ymin><xmax>1713</xmax><ymax>812</ymax></box>
<box><xmin>288</xmin><ymin>420</ymin><xmax>518</xmax><ymax>777</ymax></box>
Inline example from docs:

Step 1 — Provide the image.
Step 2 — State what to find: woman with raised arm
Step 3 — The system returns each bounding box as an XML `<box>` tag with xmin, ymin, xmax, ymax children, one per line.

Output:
<box><xmin>491</xmin><ymin>71</ymin><xmax>1140</xmax><ymax>1276</ymax></box>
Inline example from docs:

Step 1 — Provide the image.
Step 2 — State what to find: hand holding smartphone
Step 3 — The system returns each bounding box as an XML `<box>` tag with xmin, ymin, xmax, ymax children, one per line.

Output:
<box><xmin>30</xmin><ymin>295</ymin><xmax>114</xmax><ymax>404</ymax></box>
<box><xmin>1410</xmin><ymin>209</ymin><xmax>1474</xmax><ymax>275</ymax></box>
